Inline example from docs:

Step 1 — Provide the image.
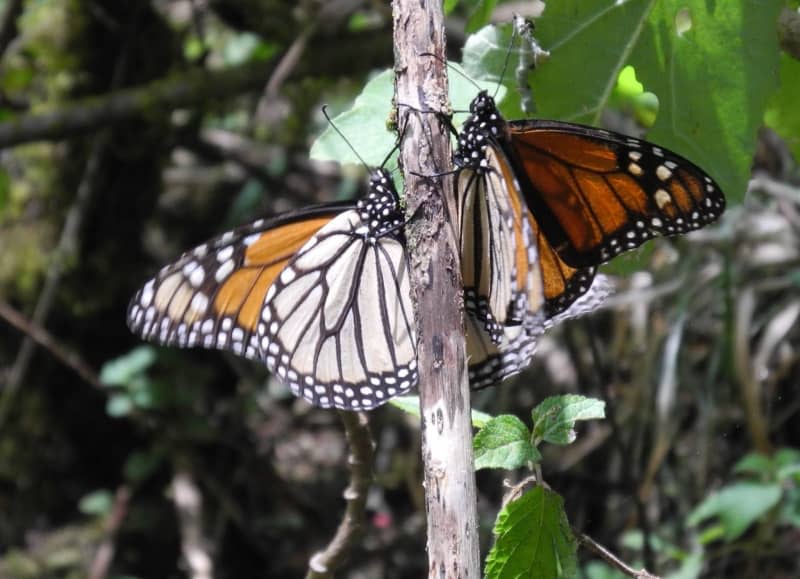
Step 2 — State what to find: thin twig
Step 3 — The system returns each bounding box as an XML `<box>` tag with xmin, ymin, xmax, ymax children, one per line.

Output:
<box><xmin>88</xmin><ymin>485</ymin><xmax>132</xmax><ymax>579</ymax></box>
<box><xmin>0</xmin><ymin>300</ymin><xmax>105</xmax><ymax>389</ymax></box>
<box><xmin>0</xmin><ymin>3</ymin><xmax>140</xmax><ymax>424</ymax></box>
<box><xmin>257</xmin><ymin>24</ymin><xmax>316</xmax><ymax>122</ymax></box>
<box><xmin>0</xmin><ymin>132</ymin><xmax>108</xmax><ymax>425</ymax></box>
<box><xmin>578</xmin><ymin>532</ymin><xmax>661</xmax><ymax>579</ymax></box>
<box><xmin>306</xmin><ymin>411</ymin><xmax>375</xmax><ymax>579</ymax></box>
<box><xmin>0</xmin><ymin>60</ymin><xmax>272</xmax><ymax>149</ymax></box>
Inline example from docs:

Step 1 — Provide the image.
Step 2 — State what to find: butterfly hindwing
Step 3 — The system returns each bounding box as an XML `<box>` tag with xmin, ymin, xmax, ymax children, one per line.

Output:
<box><xmin>257</xmin><ymin>170</ymin><xmax>419</xmax><ymax>410</ymax></box>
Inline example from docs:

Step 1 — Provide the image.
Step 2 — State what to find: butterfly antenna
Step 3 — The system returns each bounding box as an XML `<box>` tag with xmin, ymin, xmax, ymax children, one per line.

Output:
<box><xmin>322</xmin><ymin>105</ymin><xmax>370</xmax><ymax>171</ymax></box>
<box><xmin>493</xmin><ymin>23</ymin><xmax>518</xmax><ymax>100</ymax></box>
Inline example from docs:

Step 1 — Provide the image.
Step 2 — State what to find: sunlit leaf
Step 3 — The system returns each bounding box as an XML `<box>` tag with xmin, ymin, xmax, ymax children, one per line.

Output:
<box><xmin>485</xmin><ymin>486</ymin><xmax>577</xmax><ymax>579</ymax></box>
<box><xmin>474</xmin><ymin>415</ymin><xmax>540</xmax><ymax>470</ymax></box>
<box><xmin>688</xmin><ymin>482</ymin><xmax>782</xmax><ymax>541</ymax></box>
<box><xmin>531</xmin><ymin>395</ymin><xmax>605</xmax><ymax>445</ymax></box>
<box><xmin>79</xmin><ymin>489</ymin><xmax>113</xmax><ymax>516</ymax></box>
<box><xmin>100</xmin><ymin>346</ymin><xmax>157</xmax><ymax>387</ymax></box>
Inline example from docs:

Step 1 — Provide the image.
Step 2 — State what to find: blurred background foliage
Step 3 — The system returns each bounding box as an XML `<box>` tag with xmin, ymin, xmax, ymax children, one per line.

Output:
<box><xmin>0</xmin><ymin>0</ymin><xmax>798</xmax><ymax>578</ymax></box>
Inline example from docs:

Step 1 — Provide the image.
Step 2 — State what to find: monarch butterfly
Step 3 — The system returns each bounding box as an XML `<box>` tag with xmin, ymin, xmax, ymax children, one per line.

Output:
<box><xmin>127</xmin><ymin>167</ymin><xmax>547</xmax><ymax>410</ymax></box>
<box><xmin>453</xmin><ymin>91</ymin><xmax>725</xmax><ymax>317</ymax></box>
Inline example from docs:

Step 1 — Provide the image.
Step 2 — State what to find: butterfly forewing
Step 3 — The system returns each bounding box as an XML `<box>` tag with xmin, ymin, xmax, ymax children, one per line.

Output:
<box><xmin>127</xmin><ymin>206</ymin><xmax>346</xmax><ymax>360</ymax></box>
<box><xmin>506</xmin><ymin>119</ymin><xmax>726</xmax><ymax>268</ymax></box>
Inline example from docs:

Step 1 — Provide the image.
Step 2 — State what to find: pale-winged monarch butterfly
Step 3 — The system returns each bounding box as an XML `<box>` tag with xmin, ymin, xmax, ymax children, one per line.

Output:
<box><xmin>127</xmin><ymin>169</ymin><xmax>416</xmax><ymax>411</ymax></box>
<box><xmin>127</xmin><ymin>162</ymin><xmax>555</xmax><ymax>410</ymax></box>
<box><xmin>453</xmin><ymin>90</ymin><xmax>725</xmax><ymax>319</ymax></box>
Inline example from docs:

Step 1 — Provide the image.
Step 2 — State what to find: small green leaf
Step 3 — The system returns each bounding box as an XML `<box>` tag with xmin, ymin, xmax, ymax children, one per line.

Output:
<box><xmin>485</xmin><ymin>486</ymin><xmax>577</xmax><ymax>579</ymax></box>
<box><xmin>664</xmin><ymin>549</ymin><xmax>704</xmax><ymax>579</ymax></box>
<box><xmin>466</xmin><ymin>0</ymin><xmax>498</xmax><ymax>33</ymax></box>
<box><xmin>78</xmin><ymin>489</ymin><xmax>113</xmax><ymax>516</ymax></box>
<box><xmin>107</xmin><ymin>394</ymin><xmax>134</xmax><ymax>417</ymax></box>
<box><xmin>733</xmin><ymin>452</ymin><xmax>774</xmax><ymax>477</ymax></box>
<box><xmin>775</xmin><ymin>447</ymin><xmax>800</xmax><ymax>472</ymax></box>
<box><xmin>389</xmin><ymin>395</ymin><xmax>493</xmax><ymax>428</ymax></box>
<box><xmin>100</xmin><ymin>346</ymin><xmax>157</xmax><ymax>387</ymax></box>
<box><xmin>688</xmin><ymin>482</ymin><xmax>782</xmax><ymax>541</ymax></box>
<box><xmin>474</xmin><ymin>415</ymin><xmax>540</xmax><ymax>470</ymax></box>
<box><xmin>531</xmin><ymin>395</ymin><xmax>605</xmax><ymax>445</ymax></box>
<box><xmin>444</xmin><ymin>0</ymin><xmax>460</xmax><ymax>14</ymax></box>
<box><xmin>764</xmin><ymin>54</ymin><xmax>800</xmax><ymax>161</ymax></box>
<box><xmin>124</xmin><ymin>449</ymin><xmax>165</xmax><ymax>484</ymax></box>
<box><xmin>310</xmin><ymin>65</ymin><xmax>503</xmax><ymax>168</ymax></box>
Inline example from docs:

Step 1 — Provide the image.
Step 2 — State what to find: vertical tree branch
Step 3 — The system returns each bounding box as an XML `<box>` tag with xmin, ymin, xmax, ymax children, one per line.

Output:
<box><xmin>392</xmin><ymin>1</ymin><xmax>481</xmax><ymax>577</ymax></box>
<box><xmin>306</xmin><ymin>412</ymin><xmax>375</xmax><ymax>579</ymax></box>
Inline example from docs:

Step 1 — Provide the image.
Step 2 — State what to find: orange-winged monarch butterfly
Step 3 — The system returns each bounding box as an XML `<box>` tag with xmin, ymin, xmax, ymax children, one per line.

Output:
<box><xmin>127</xmin><ymin>163</ymin><xmax>552</xmax><ymax>409</ymax></box>
<box><xmin>453</xmin><ymin>90</ymin><xmax>725</xmax><ymax>317</ymax></box>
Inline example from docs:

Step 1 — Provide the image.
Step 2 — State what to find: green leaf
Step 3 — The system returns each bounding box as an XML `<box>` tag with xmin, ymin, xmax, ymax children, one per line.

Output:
<box><xmin>100</xmin><ymin>346</ymin><xmax>157</xmax><ymax>387</ymax></box>
<box><xmin>688</xmin><ymin>482</ymin><xmax>782</xmax><ymax>541</ymax></box>
<box><xmin>124</xmin><ymin>449</ymin><xmax>165</xmax><ymax>484</ymax></box>
<box><xmin>466</xmin><ymin>0</ymin><xmax>498</xmax><ymax>33</ymax></box>
<box><xmin>630</xmin><ymin>0</ymin><xmax>782</xmax><ymax>205</ymax></box>
<box><xmin>474</xmin><ymin>415</ymin><xmax>540</xmax><ymax>470</ymax></box>
<box><xmin>781</xmin><ymin>486</ymin><xmax>800</xmax><ymax>529</ymax></box>
<box><xmin>444</xmin><ymin>0</ymin><xmax>460</xmax><ymax>14</ymax></box>
<box><xmin>531</xmin><ymin>395</ymin><xmax>605</xmax><ymax>445</ymax></box>
<box><xmin>764</xmin><ymin>53</ymin><xmax>800</xmax><ymax>161</ymax></box>
<box><xmin>310</xmin><ymin>65</ymin><xmax>503</xmax><ymax>168</ymax></box>
<box><xmin>462</xmin><ymin>0</ymin><xmax>782</xmax><ymax>204</ymax></box>
<box><xmin>664</xmin><ymin>549</ymin><xmax>704</xmax><ymax>579</ymax></box>
<box><xmin>485</xmin><ymin>486</ymin><xmax>577</xmax><ymax>579</ymax></box>
<box><xmin>733</xmin><ymin>452</ymin><xmax>774</xmax><ymax>477</ymax></box>
<box><xmin>78</xmin><ymin>489</ymin><xmax>113</xmax><ymax>516</ymax></box>
<box><xmin>389</xmin><ymin>395</ymin><xmax>493</xmax><ymax>428</ymax></box>
<box><xmin>106</xmin><ymin>394</ymin><xmax>134</xmax><ymax>417</ymax></box>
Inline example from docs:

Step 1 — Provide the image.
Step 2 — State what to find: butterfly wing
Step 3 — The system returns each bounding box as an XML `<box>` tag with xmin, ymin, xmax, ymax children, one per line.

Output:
<box><xmin>258</xmin><ymin>173</ymin><xmax>418</xmax><ymax>410</ymax></box>
<box><xmin>127</xmin><ymin>204</ymin><xmax>349</xmax><ymax>360</ymax></box>
<box><xmin>506</xmin><ymin>120</ymin><xmax>726</xmax><ymax>269</ymax></box>
<box><xmin>456</xmin><ymin>147</ymin><xmax>518</xmax><ymax>344</ymax></box>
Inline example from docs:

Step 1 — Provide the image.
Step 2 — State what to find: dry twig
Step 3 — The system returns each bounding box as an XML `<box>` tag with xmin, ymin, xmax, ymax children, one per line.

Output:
<box><xmin>392</xmin><ymin>0</ymin><xmax>480</xmax><ymax>576</ymax></box>
<box><xmin>306</xmin><ymin>412</ymin><xmax>375</xmax><ymax>578</ymax></box>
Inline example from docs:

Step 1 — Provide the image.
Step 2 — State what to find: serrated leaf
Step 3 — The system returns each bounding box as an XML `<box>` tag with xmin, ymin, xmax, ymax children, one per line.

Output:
<box><xmin>485</xmin><ymin>486</ymin><xmax>577</xmax><ymax>579</ymax></box>
<box><xmin>532</xmin><ymin>395</ymin><xmax>605</xmax><ymax>445</ymax></box>
<box><xmin>688</xmin><ymin>482</ymin><xmax>782</xmax><ymax>541</ymax></box>
<box><xmin>310</xmin><ymin>65</ymin><xmax>503</xmax><ymax>168</ymax></box>
<box><xmin>474</xmin><ymin>415</ymin><xmax>540</xmax><ymax>470</ymax></box>
<box><xmin>462</xmin><ymin>0</ymin><xmax>782</xmax><ymax>204</ymax></box>
<box><xmin>100</xmin><ymin>346</ymin><xmax>157</xmax><ymax>387</ymax></box>
<box><xmin>389</xmin><ymin>395</ymin><xmax>493</xmax><ymax>428</ymax></box>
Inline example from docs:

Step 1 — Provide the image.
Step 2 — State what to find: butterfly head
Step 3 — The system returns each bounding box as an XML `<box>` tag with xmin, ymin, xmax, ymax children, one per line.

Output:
<box><xmin>454</xmin><ymin>92</ymin><xmax>504</xmax><ymax>172</ymax></box>
<box><xmin>357</xmin><ymin>169</ymin><xmax>404</xmax><ymax>239</ymax></box>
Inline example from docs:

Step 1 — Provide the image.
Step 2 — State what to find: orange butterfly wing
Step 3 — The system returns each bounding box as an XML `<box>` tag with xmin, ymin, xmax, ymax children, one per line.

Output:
<box><xmin>127</xmin><ymin>205</ymin><xmax>348</xmax><ymax>360</ymax></box>
<box><xmin>506</xmin><ymin>120</ymin><xmax>726</xmax><ymax>269</ymax></box>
